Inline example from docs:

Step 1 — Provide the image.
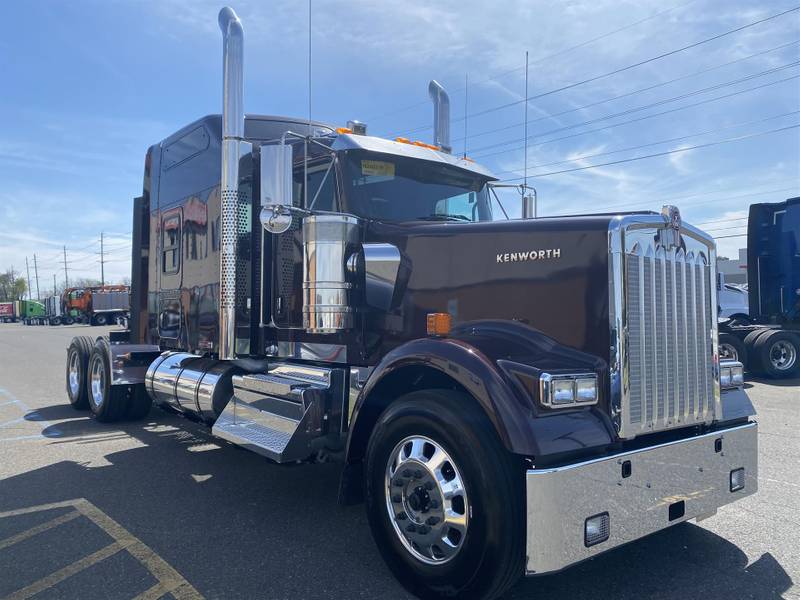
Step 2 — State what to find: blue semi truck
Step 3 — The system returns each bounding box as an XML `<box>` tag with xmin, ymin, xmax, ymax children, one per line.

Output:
<box><xmin>718</xmin><ymin>196</ymin><xmax>800</xmax><ymax>378</ymax></box>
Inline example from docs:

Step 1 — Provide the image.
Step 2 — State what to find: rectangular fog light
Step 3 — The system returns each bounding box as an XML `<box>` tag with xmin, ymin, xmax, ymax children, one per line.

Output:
<box><xmin>584</xmin><ymin>512</ymin><xmax>610</xmax><ymax>547</ymax></box>
<box><xmin>730</xmin><ymin>468</ymin><xmax>745</xmax><ymax>492</ymax></box>
<box><xmin>575</xmin><ymin>377</ymin><xmax>598</xmax><ymax>403</ymax></box>
<box><xmin>552</xmin><ymin>379</ymin><xmax>575</xmax><ymax>405</ymax></box>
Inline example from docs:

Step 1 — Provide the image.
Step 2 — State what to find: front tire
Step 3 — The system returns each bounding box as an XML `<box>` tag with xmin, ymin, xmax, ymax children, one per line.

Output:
<box><xmin>365</xmin><ymin>390</ymin><xmax>524</xmax><ymax>600</ymax></box>
<box><xmin>94</xmin><ymin>313</ymin><xmax>109</xmax><ymax>326</ymax></box>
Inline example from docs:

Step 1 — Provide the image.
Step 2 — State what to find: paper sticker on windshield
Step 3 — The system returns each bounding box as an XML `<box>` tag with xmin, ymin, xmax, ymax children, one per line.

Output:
<box><xmin>361</xmin><ymin>160</ymin><xmax>395</xmax><ymax>178</ymax></box>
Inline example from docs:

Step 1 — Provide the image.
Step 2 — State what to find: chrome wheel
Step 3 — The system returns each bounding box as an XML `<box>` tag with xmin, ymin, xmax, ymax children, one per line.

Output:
<box><xmin>719</xmin><ymin>342</ymin><xmax>739</xmax><ymax>361</ymax></box>
<box><xmin>90</xmin><ymin>356</ymin><xmax>106</xmax><ymax>408</ymax></box>
<box><xmin>769</xmin><ymin>340</ymin><xmax>797</xmax><ymax>371</ymax></box>
<box><xmin>68</xmin><ymin>351</ymin><xmax>81</xmax><ymax>397</ymax></box>
<box><xmin>385</xmin><ymin>436</ymin><xmax>469</xmax><ymax>565</ymax></box>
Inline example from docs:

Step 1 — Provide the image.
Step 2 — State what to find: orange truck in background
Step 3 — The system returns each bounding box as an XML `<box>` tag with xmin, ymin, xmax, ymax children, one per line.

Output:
<box><xmin>61</xmin><ymin>285</ymin><xmax>130</xmax><ymax>326</ymax></box>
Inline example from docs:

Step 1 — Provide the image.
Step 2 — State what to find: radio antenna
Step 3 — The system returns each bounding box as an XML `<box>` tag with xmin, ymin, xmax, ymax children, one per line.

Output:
<box><xmin>463</xmin><ymin>73</ymin><xmax>468</xmax><ymax>158</ymax></box>
<box><xmin>523</xmin><ymin>50</ymin><xmax>529</xmax><ymax>193</ymax></box>
<box><xmin>305</xmin><ymin>0</ymin><xmax>312</xmax><ymax>208</ymax></box>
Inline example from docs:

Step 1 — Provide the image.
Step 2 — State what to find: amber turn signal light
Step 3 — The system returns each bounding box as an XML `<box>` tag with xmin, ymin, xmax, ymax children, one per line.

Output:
<box><xmin>426</xmin><ymin>313</ymin><xmax>451</xmax><ymax>336</ymax></box>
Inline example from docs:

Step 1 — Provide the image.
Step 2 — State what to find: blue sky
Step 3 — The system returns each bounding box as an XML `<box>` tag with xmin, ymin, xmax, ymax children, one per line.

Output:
<box><xmin>1</xmin><ymin>0</ymin><xmax>798</xmax><ymax>288</ymax></box>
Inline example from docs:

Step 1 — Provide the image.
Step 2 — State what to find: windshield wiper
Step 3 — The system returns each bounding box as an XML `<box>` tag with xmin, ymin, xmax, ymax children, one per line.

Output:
<box><xmin>417</xmin><ymin>214</ymin><xmax>472</xmax><ymax>222</ymax></box>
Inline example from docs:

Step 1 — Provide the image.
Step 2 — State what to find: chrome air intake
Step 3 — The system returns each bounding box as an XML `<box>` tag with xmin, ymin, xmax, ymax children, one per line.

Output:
<box><xmin>145</xmin><ymin>352</ymin><xmax>239</xmax><ymax>423</ymax></box>
<box><xmin>218</xmin><ymin>7</ymin><xmax>245</xmax><ymax>360</ymax></box>
<box><xmin>302</xmin><ymin>214</ymin><xmax>360</xmax><ymax>333</ymax></box>
<box><xmin>428</xmin><ymin>80</ymin><xmax>451</xmax><ymax>154</ymax></box>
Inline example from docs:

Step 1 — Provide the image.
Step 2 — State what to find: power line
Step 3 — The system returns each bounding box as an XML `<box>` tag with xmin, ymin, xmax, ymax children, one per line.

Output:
<box><xmin>714</xmin><ymin>233</ymin><xmax>748</xmax><ymax>239</ymax></box>
<box><xmin>390</xmin><ymin>5</ymin><xmax>800</xmax><ymax>136</ymax></box>
<box><xmin>474</xmin><ymin>73</ymin><xmax>799</xmax><ymax>160</ymax></box>
<box><xmin>497</xmin><ymin>110</ymin><xmax>799</xmax><ymax>177</ymax></box>
<box><xmin>702</xmin><ymin>224</ymin><xmax>749</xmax><ymax>233</ymax></box>
<box><xmin>470</xmin><ymin>63</ymin><xmax>799</xmax><ymax>156</ymax></box>
<box><xmin>364</xmin><ymin>1</ymin><xmax>699</xmax><ymax>124</ymax></box>
<box><xmin>499</xmin><ymin>123</ymin><xmax>799</xmax><ymax>181</ymax></box>
<box><xmin>451</xmin><ymin>39</ymin><xmax>800</xmax><ymax>144</ymax></box>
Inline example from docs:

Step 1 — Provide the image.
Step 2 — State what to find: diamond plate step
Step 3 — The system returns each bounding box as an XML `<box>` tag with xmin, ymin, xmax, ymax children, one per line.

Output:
<box><xmin>212</xmin><ymin>363</ymin><xmax>339</xmax><ymax>463</ymax></box>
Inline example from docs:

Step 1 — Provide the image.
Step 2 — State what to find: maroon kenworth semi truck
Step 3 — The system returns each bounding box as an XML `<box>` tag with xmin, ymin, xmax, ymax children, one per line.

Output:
<box><xmin>64</xmin><ymin>8</ymin><xmax>757</xmax><ymax>599</ymax></box>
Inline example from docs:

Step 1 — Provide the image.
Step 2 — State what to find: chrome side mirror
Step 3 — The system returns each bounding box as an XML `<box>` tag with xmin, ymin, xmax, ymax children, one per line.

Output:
<box><xmin>259</xmin><ymin>144</ymin><xmax>294</xmax><ymax>234</ymax></box>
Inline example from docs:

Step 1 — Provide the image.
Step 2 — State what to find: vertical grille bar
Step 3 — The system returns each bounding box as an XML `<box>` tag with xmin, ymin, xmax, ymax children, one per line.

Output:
<box><xmin>686</xmin><ymin>253</ymin><xmax>697</xmax><ymax>419</ymax></box>
<box><xmin>621</xmin><ymin>231</ymin><xmax>715</xmax><ymax>437</ymax></box>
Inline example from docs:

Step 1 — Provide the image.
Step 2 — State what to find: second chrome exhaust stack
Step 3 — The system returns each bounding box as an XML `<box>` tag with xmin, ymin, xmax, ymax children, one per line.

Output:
<box><xmin>218</xmin><ymin>6</ymin><xmax>244</xmax><ymax>360</ymax></box>
<box><xmin>428</xmin><ymin>80</ymin><xmax>451</xmax><ymax>154</ymax></box>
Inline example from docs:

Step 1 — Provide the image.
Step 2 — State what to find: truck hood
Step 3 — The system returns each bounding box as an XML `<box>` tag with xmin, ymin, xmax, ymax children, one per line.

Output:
<box><xmin>365</xmin><ymin>215</ymin><xmax>616</xmax><ymax>362</ymax></box>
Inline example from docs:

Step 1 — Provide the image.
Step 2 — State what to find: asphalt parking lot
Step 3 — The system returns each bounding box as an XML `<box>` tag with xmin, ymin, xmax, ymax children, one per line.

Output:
<box><xmin>0</xmin><ymin>323</ymin><xmax>797</xmax><ymax>599</ymax></box>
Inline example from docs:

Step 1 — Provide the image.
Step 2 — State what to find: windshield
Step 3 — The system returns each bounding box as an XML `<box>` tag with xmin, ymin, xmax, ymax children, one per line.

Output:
<box><xmin>342</xmin><ymin>151</ymin><xmax>493</xmax><ymax>222</ymax></box>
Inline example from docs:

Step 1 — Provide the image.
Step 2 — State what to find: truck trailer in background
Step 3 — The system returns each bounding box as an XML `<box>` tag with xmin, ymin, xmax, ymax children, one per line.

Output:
<box><xmin>0</xmin><ymin>300</ymin><xmax>45</xmax><ymax>324</ymax></box>
<box><xmin>719</xmin><ymin>196</ymin><xmax>800</xmax><ymax>378</ymax></box>
<box><xmin>0</xmin><ymin>301</ymin><xmax>16</xmax><ymax>322</ymax></box>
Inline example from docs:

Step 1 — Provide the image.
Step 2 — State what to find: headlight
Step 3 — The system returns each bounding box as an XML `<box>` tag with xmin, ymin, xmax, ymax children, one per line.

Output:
<box><xmin>540</xmin><ymin>373</ymin><xmax>598</xmax><ymax>408</ymax></box>
<box><xmin>720</xmin><ymin>360</ymin><xmax>744</xmax><ymax>389</ymax></box>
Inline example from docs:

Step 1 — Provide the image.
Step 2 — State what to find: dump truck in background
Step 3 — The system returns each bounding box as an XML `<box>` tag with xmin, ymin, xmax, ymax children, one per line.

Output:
<box><xmin>61</xmin><ymin>285</ymin><xmax>129</xmax><ymax>325</ymax></box>
<box><xmin>718</xmin><ymin>196</ymin><xmax>800</xmax><ymax>378</ymax></box>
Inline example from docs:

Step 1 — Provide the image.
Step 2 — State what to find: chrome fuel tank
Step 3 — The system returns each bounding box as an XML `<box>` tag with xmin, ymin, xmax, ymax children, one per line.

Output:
<box><xmin>145</xmin><ymin>352</ymin><xmax>239</xmax><ymax>423</ymax></box>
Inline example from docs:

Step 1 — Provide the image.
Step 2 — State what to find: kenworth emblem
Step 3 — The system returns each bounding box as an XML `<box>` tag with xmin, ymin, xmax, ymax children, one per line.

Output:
<box><xmin>496</xmin><ymin>248</ymin><xmax>561</xmax><ymax>263</ymax></box>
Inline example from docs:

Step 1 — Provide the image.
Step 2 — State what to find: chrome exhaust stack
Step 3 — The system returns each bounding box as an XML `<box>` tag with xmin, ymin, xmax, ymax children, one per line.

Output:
<box><xmin>218</xmin><ymin>6</ymin><xmax>245</xmax><ymax>360</ymax></box>
<box><xmin>428</xmin><ymin>80</ymin><xmax>451</xmax><ymax>154</ymax></box>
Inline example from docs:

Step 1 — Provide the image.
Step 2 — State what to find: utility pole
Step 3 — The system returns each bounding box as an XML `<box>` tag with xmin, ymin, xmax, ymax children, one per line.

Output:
<box><xmin>63</xmin><ymin>246</ymin><xmax>69</xmax><ymax>289</ymax></box>
<box><xmin>33</xmin><ymin>254</ymin><xmax>41</xmax><ymax>300</ymax></box>
<box><xmin>25</xmin><ymin>257</ymin><xmax>32</xmax><ymax>300</ymax></box>
<box><xmin>53</xmin><ymin>274</ymin><xmax>57</xmax><ymax>296</ymax></box>
<box><xmin>100</xmin><ymin>231</ymin><xmax>105</xmax><ymax>287</ymax></box>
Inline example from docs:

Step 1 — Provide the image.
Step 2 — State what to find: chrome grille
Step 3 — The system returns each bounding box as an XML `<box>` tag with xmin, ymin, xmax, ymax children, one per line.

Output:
<box><xmin>619</xmin><ymin>231</ymin><xmax>717</xmax><ymax>438</ymax></box>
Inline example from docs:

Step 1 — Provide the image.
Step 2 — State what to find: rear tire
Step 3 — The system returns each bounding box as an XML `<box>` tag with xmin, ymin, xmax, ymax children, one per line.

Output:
<box><xmin>744</xmin><ymin>329</ymin><xmax>774</xmax><ymax>375</ymax></box>
<box><xmin>66</xmin><ymin>336</ymin><xmax>94</xmax><ymax>410</ymax></box>
<box><xmin>753</xmin><ymin>330</ymin><xmax>800</xmax><ymax>378</ymax></box>
<box><xmin>87</xmin><ymin>338</ymin><xmax>129</xmax><ymax>422</ymax></box>
<box><xmin>718</xmin><ymin>333</ymin><xmax>747</xmax><ymax>366</ymax></box>
<box><xmin>94</xmin><ymin>313</ymin><xmax>109</xmax><ymax>326</ymax></box>
<box><xmin>365</xmin><ymin>390</ymin><xmax>524</xmax><ymax>600</ymax></box>
<box><xmin>64</xmin><ymin>316</ymin><xmax>74</xmax><ymax>325</ymax></box>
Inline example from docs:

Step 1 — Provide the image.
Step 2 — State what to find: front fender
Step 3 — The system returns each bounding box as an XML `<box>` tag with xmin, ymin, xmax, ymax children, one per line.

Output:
<box><xmin>346</xmin><ymin>333</ymin><xmax>614</xmax><ymax>462</ymax></box>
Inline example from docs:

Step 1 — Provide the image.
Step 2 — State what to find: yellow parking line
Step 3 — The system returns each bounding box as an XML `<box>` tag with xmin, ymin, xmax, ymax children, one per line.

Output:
<box><xmin>5</xmin><ymin>541</ymin><xmax>128</xmax><ymax>600</ymax></box>
<box><xmin>73</xmin><ymin>499</ymin><xmax>203</xmax><ymax>600</ymax></box>
<box><xmin>0</xmin><ymin>510</ymin><xmax>81</xmax><ymax>551</ymax></box>
<box><xmin>0</xmin><ymin>499</ymin><xmax>204</xmax><ymax>600</ymax></box>
<box><xmin>131</xmin><ymin>582</ymin><xmax>168</xmax><ymax>600</ymax></box>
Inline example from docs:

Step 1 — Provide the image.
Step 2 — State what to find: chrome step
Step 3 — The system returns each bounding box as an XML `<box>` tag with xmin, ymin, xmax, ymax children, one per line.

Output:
<box><xmin>211</xmin><ymin>363</ymin><xmax>342</xmax><ymax>462</ymax></box>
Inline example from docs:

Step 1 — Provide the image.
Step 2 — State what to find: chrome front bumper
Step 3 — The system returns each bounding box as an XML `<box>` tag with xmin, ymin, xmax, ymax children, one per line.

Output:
<box><xmin>525</xmin><ymin>421</ymin><xmax>757</xmax><ymax>575</ymax></box>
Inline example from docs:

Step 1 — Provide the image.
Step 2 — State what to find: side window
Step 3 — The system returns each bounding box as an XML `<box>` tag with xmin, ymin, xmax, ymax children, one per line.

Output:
<box><xmin>435</xmin><ymin>192</ymin><xmax>477</xmax><ymax>221</ymax></box>
<box><xmin>293</xmin><ymin>161</ymin><xmax>337</xmax><ymax>211</ymax></box>
<box><xmin>162</xmin><ymin>212</ymin><xmax>181</xmax><ymax>274</ymax></box>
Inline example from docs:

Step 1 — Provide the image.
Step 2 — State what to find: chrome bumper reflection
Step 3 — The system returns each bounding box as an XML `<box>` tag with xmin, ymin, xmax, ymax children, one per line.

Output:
<box><xmin>525</xmin><ymin>422</ymin><xmax>757</xmax><ymax>575</ymax></box>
